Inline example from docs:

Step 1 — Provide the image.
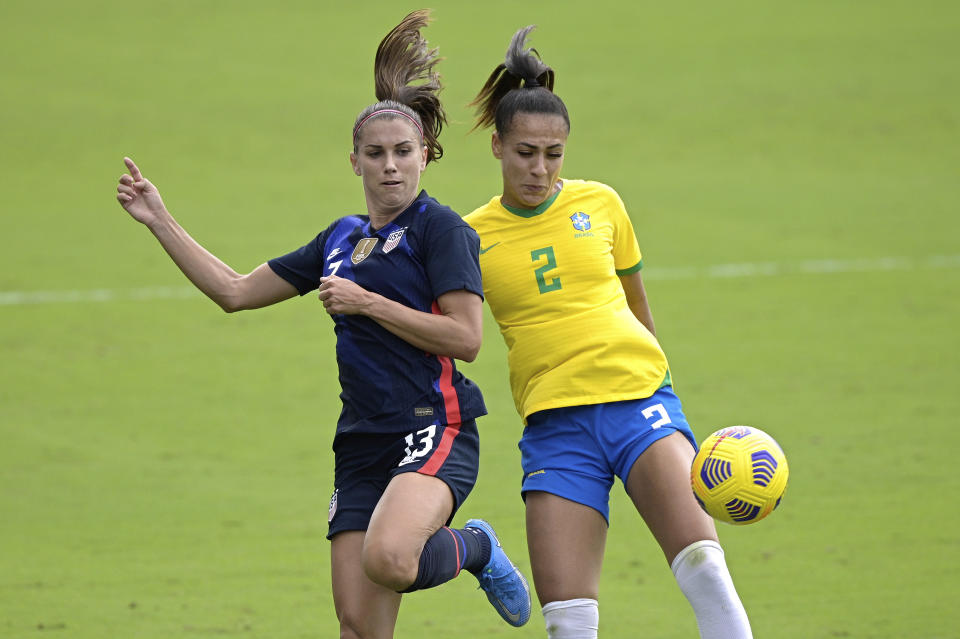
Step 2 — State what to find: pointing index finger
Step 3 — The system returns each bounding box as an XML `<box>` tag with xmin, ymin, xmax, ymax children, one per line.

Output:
<box><xmin>123</xmin><ymin>157</ymin><xmax>143</xmax><ymax>182</ymax></box>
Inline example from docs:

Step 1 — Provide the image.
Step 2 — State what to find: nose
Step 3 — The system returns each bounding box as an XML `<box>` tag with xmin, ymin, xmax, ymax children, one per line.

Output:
<box><xmin>384</xmin><ymin>151</ymin><xmax>398</xmax><ymax>173</ymax></box>
<box><xmin>530</xmin><ymin>153</ymin><xmax>547</xmax><ymax>177</ymax></box>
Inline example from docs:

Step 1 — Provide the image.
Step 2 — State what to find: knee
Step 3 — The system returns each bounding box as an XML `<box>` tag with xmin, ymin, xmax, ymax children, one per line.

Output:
<box><xmin>337</xmin><ymin>616</ymin><xmax>364</xmax><ymax>639</ymax></box>
<box><xmin>338</xmin><ymin>612</ymin><xmax>376</xmax><ymax>639</ymax></box>
<box><xmin>670</xmin><ymin>539</ymin><xmax>726</xmax><ymax>579</ymax></box>
<box><xmin>361</xmin><ymin>536</ymin><xmax>418</xmax><ymax>591</ymax></box>
<box><xmin>671</xmin><ymin>539</ymin><xmax>736</xmax><ymax>595</ymax></box>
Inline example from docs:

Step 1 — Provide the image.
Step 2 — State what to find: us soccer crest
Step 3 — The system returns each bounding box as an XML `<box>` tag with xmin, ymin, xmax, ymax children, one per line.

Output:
<box><xmin>383</xmin><ymin>227</ymin><xmax>407</xmax><ymax>254</ymax></box>
<box><xmin>570</xmin><ymin>212</ymin><xmax>591</xmax><ymax>232</ymax></box>
<box><xmin>351</xmin><ymin>238</ymin><xmax>378</xmax><ymax>264</ymax></box>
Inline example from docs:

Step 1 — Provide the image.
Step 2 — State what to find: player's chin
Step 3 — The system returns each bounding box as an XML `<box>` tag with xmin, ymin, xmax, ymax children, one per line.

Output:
<box><xmin>518</xmin><ymin>192</ymin><xmax>548</xmax><ymax>208</ymax></box>
<box><xmin>377</xmin><ymin>186</ymin><xmax>415</xmax><ymax>206</ymax></box>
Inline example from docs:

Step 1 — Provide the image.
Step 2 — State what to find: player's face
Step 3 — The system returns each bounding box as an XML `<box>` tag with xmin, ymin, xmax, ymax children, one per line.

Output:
<box><xmin>492</xmin><ymin>112</ymin><xmax>568</xmax><ymax>209</ymax></box>
<box><xmin>351</xmin><ymin>117</ymin><xmax>428</xmax><ymax>219</ymax></box>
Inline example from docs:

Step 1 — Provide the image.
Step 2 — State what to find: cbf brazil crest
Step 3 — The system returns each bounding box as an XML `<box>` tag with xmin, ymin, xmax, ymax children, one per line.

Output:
<box><xmin>570</xmin><ymin>212</ymin><xmax>591</xmax><ymax>231</ymax></box>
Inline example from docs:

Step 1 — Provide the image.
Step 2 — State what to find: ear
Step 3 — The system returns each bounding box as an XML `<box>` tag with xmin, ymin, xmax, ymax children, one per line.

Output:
<box><xmin>349</xmin><ymin>152</ymin><xmax>361</xmax><ymax>176</ymax></box>
<box><xmin>491</xmin><ymin>132</ymin><xmax>503</xmax><ymax>159</ymax></box>
<box><xmin>419</xmin><ymin>144</ymin><xmax>428</xmax><ymax>171</ymax></box>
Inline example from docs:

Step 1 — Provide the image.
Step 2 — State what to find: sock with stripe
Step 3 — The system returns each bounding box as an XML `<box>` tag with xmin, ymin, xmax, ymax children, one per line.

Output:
<box><xmin>400</xmin><ymin>525</ymin><xmax>491</xmax><ymax>592</ymax></box>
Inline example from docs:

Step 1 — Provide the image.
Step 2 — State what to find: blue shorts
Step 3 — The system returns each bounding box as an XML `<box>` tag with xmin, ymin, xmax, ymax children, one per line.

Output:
<box><xmin>519</xmin><ymin>388</ymin><xmax>697</xmax><ymax>523</ymax></box>
<box><xmin>327</xmin><ymin>420</ymin><xmax>479</xmax><ymax>539</ymax></box>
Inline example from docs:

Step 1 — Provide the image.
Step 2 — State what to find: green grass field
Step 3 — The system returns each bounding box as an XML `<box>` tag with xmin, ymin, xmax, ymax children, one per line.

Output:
<box><xmin>2</xmin><ymin>1</ymin><xmax>958</xmax><ymax>637</ymax></box>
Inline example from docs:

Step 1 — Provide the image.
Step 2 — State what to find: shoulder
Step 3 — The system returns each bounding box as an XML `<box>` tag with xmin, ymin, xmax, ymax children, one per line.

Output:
<box><xmin>283</xmin><ymin>214</ymin><xmax>365</xmax><ymax>252</ymax></box>
<box><xmin>463</xmin><ymin>194</ymin><xmax>504</xmax><ymax>230</ymax></box>
<box><xmin>412</xmin><ymin>192</ymin><xmax>478</xmax><ymax>241</ymax></box>
<box><xmin>562</xmin><ymin>179</ymin><xmax>623</xmax><ymax>203</ymax></box>
<box><xmin>562</xmin><ymin>179</ymin><xmax>629</xmax><ymax>224</ymax></box>
<box><xmin>317</xmin><ymin>213</ymin><xmax>367</xmax><ymax>236</ymax></box>
<box><xmin>418</xmin><ymin>192</ymin><xmax>465</xmax><ymax>225</ymax></box>
<box><xmin>310</xmin><ymin>214</ymin><xmax>366</xmax><ymax>247</ymax></box>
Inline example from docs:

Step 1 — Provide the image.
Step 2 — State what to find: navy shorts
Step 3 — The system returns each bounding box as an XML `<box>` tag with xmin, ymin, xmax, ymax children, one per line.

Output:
<box><xmin>326</xmin><ymin>420</ymin><xmax>480</xmax><ymax>539</ymax></box>
<box><xmin>519</xmin><ymin>387</ymin><xmax>697</xmax><ymax>523</ymax></box>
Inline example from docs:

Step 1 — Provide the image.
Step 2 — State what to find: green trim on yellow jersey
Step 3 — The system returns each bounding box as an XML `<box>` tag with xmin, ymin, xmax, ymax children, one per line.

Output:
<box><xmin>616</xmin><ymin>260</ymin><xmax>643</xmax><ymax>276</ymax></box>
<box><xmin>660</xmin><ymin>368</ymin><xmax>672</xmax><ymax>389</ymax></box>
<box><xmin>465</xmin><ymin>178</ymin><xmax>670</xmax><ymax>422</ymax></box>
<box><xmin>501</xmin><ymin>187</ymin><xmax>563</xmax><ymax>218</ymax></box>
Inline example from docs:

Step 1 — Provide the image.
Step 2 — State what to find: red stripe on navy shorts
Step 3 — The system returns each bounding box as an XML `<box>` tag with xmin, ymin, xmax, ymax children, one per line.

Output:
<box><xmin>419</xmin><ymin>422</ymin><xmax>461</xmax><ymax>476</ymax></box>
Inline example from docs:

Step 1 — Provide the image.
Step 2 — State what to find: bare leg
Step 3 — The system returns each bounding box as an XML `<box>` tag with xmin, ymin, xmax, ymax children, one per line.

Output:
<box><xmin>362</xmin><ymin>472</ymin><xmax>454</xmax><ymax>590</ymax></box>
<box><xmin>624</xmin><ymin>431</ymin><xmax>718</xmax><ymax>563</ymax></box>
<box><xmin>329</xmin><ymin>473</ymin><xmax>453</xmax><ymax>638</ymax></box>
<box><xmin>525</xmin><ymin>492</ymin><xmax>605</xmax><ymax>637</ymax></box>
<box><xmin>331</xmin><ymin>531</ymin><xmax>402</xmax><ymax>639</ymax></box>
<box><xmin>525</xmin><ymin>491</ymin><xmax>607</xmax><ymax>605</ymax></box>
<box><xmin>626</xmin><ymin>431</ymin><xmax>751</xmax><ymax>638</ymax></box>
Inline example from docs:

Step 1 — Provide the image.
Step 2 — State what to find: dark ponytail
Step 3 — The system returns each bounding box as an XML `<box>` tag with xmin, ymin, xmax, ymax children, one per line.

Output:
<box><xmin>470</xmin><ymin>25</ymin><xmax>569</xmax><ymax>136</ymax></box>
<box><xmin>353</xmin><ymin>9</ymin><xmax>446</xmax><ymax>163</ymax></box>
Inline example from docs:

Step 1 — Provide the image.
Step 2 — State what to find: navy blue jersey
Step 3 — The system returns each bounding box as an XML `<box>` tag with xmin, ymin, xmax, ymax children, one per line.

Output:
<box><xmin>268</xmin><ymin>191</ymin><xmax>487</xmax><ymax>434</ymax></box>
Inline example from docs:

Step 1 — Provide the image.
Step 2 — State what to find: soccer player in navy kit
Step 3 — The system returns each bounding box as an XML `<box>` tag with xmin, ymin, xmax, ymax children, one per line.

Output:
<box><xmin>114</xmin><ymin>11</ymin><xmax>529</xmax><ymax>638</ymax></box>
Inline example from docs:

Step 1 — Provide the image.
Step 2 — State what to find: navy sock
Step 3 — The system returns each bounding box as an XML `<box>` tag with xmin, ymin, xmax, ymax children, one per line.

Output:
<box><xmin>400</xmin><ymin>526</ymin><xmax>492</xmax><ymax>593</ymax></box>
<box><xmin>458</xmin><ymin>525</ymin><xmax>491</xmax><ymax>574</ymax></box>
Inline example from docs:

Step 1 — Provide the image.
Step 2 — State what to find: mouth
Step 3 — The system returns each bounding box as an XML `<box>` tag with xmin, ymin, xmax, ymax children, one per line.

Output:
<box><xmin>382</xmin><ymin>180</ymin><xmax>403</xmax><ymax>187</ymax></box>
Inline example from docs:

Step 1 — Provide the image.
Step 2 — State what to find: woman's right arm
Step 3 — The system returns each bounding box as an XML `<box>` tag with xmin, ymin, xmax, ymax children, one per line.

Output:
<box><xmin>115</xmin><ymin>157</ymin><xmax>298</xmax><ymax>312</ymax></box>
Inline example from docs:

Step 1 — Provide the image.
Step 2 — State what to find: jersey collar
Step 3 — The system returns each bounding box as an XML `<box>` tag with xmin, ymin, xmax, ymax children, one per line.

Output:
<box><xmin>364</xmin><ymin>190</ymin><xmax>429</xmax><ymax>236</ymax></box>
<box><xmin>500</xmin><ymin>181</ymin><xmax>563</xmax><ymax>218</ymax></box>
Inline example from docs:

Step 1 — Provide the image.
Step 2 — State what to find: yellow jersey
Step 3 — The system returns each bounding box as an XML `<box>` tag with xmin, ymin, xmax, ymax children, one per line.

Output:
<box><xmin>464</xmin><ymin>179</ymin><xmax>669</xmax><ymax>421</ymax></box>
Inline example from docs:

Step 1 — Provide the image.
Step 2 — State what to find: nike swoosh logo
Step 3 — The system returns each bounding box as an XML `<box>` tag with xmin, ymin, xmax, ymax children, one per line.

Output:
<box><xmin>480</xmin><ymin>242</ymin><xmax>501</xmax><ymax>255</ymax></box>
<box><xmin>498</xmin><ymin>601</ymin><xmax>523</xmax><ymax>625</ymax></box>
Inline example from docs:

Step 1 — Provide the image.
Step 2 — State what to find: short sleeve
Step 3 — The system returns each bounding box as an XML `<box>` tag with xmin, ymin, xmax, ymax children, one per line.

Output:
<box><xmin>423</xmin><ymin>219</ymin><xmax>484</xmax><ymax>301</ymax></box>
<box><xmin>607</xmin><ymin>187</ymin><xmax>643</xmax><ymax>275</ymax></box>
<box><xmin>267</xmin><ymin>225</ymin><xmax>334</xmax><ymax>295</ymax></box>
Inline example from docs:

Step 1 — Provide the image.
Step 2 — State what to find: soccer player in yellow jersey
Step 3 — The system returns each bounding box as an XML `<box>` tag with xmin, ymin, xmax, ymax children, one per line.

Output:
<box><xmin>464</xmin><ymin>26</ymin><xmax>753</xmax><ymax>639</ymax></box>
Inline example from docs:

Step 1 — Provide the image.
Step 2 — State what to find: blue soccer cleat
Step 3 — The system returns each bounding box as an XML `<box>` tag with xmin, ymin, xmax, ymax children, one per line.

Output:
<box><xmin>464</xmin><ymin>518</ymin><xmax>531</xmax><ymax>627</ymax></box>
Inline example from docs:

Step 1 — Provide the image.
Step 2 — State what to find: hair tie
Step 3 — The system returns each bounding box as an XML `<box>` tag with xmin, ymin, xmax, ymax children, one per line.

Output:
<box><xmin>353</xmin><ymin>108</ymin><xmax>424</xmax><ymax>142</ymax></box>
<box><xmin>526</xmin><ymin>78</ymin><xmax>540</xmax><ymax>88</ymax></box>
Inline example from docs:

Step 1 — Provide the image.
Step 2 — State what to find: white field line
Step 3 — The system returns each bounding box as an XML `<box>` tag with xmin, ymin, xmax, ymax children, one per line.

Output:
<box><xmin>0</xmin><ymin>285</ymin><xmax>200</xmax><ymax>306</ymax></box>
<box><xmin>644</xmin><ymin>254</ymin><xmax>960</xmax><ymax>281</ymax></box>
<box><xmin>1</xmin><ymin>254</ymin><xmax>958</xmax><ymax>306</ymax></box>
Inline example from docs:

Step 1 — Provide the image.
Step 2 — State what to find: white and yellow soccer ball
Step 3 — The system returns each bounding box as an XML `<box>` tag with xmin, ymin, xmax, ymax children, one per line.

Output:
<box><xmin>690</xmin><ymin>426</ymin><xmax>789</xmax><ymax>525</ymax></box>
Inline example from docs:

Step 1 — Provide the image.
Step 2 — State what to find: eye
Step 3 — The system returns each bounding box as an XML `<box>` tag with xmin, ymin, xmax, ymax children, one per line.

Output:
<box><xmin>366</xmin><ymin>150</ymin><xmax>382</xmax><ymax>158</ymax></box>
<box><xmin>548</xmin><ymin>152</ymin><xmax>563</xmax><ymax>158</ymax></box>
<box><xmin>517</xmin><ymin>150</ymin><xmax>533</xmax><ymax>157</ymax></box>
<box><xmin>397</xmin><ymin>147</ymin><xmax>412</xmax><ymax>156</ymax></box>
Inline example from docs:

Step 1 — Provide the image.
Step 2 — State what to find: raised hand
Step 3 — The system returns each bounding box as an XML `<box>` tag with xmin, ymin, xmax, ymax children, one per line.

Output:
<box><xmin>116</xmin><ymin>157</ymin><xmax>169</xmax><ymax>227</ymax></box>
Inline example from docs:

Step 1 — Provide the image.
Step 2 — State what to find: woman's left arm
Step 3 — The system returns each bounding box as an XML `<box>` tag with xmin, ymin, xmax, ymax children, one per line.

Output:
<box><xmin>619</xmin><ymin>270</ymin><xmax>656</xmax><ymax>337</ymax></box>
<box><xmin>317</xmin><ymin>276</ymin><xmax>482</xmax><ymax>361</ymax></box>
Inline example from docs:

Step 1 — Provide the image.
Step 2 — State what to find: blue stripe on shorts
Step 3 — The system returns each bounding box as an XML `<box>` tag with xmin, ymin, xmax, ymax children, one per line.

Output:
<box><xmin>518</xmin><ymin>387</ymin><xmax>697</xmax><ymax>523</ymax></box>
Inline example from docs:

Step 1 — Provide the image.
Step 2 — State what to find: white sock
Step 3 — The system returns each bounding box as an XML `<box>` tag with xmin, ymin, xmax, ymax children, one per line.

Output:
<box><xmin>671</xmin><ymin>540</ymin><xmax>752</xmax><ymax>639</ymax></box>
<box><xmin>542</xmin><ymin>598</ymin><xmax>599</xmax><ymax>639</ymax></box>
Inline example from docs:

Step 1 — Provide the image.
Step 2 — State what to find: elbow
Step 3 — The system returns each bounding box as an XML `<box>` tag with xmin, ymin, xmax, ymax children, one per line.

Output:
<box><xmin>457</xmin><ymin>350</ymin><xmax>479</xmax><ymax>363</ymax></box>
<box><xmin>457</xmin><ymin>337</ymin><xmax>482</xmax><ymax>363</ymax></box>
<box><xmin>215</xmin><ymin>279</ymin><xmax>253</xmax><ymax>313</ymax></box>
<box><xmin>215</xmin><ymin>291</ymin><xmax>247</xmax><ymax>313</ymax></box>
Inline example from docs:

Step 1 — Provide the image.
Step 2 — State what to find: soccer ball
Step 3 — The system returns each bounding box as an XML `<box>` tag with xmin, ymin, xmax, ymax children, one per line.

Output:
<box><xmin>690</xmin><ymin>426</ymin><xmax>789</xmax><ymax>525</ymax></box>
